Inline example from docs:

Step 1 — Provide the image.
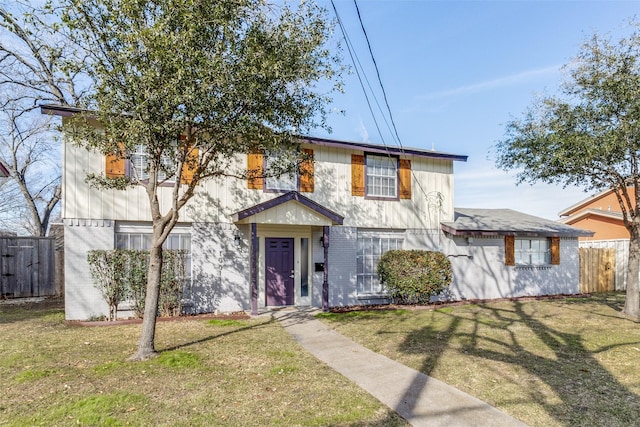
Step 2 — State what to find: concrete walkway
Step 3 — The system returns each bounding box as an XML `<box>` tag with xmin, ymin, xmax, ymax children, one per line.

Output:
<box><xmin>273</xmin><ymin>308</ymin><xmax>527</xmax><ymax>427</ymax></box>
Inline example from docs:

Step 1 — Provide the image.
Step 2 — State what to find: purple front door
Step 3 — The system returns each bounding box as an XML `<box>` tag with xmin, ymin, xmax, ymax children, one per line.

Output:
<box><xmin>265</xmin><ymin>238</ymin><xmax>295</xmax><ymax>306</ymax></box>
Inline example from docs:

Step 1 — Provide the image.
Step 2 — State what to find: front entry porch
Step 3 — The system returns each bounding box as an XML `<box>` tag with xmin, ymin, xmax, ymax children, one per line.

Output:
<box><xmin>233</xmin><ymin>192</ymin><xmax>344</xmax><ymax>314</ymax></box>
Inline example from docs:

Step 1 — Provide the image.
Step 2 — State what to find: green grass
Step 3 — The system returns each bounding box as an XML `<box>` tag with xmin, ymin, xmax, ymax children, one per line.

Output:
<box><xmin>317</xmin><ymin>293</ymin><xmax>640</xmax><ymax>427</ymax></box>
<box><xmin>0</xmin><ymin>298</ymin><xmax>406</xmax><ymax>426</ymax></box>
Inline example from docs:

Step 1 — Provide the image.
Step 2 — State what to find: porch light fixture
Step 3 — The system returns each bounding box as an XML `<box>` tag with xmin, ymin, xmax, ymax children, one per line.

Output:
<box><xmin>234</xmin><ymin>231</ymin><xmax>242</xmax><ymax>246</ymax></box>
<box><xmin>319</xmin><ymin>236</ymin><xmax>325</xmax><ymax>248</ymax></box>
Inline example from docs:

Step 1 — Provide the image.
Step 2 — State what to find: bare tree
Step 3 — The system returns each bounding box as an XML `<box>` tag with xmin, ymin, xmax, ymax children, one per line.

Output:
<box><xmin>0</xmin><ymin>103</ymin><xmax>60</xmax><ymax>236</ymax></box>
<box><xmin>0</xmin><ymin>1</ymin><xmax>84</xmax><ymax>235</ymax></box>
<box><xmin>0</xmin><ymin>2</ymin><xmax>87</xmax><ymax>109</ymax></box>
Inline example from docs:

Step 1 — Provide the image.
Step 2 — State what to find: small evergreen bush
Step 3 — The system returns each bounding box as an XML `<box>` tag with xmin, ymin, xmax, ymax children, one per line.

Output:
<box><xmin>87</xmin><ymin>249</ymin><xmax>187</xmax><ymax>319</ymax></box>
<box><xmin>87</xmin><ymin>250</ymin><xmax>128</xmax><ymax>321</ymax></box>
<box><xmin>377</xmin><ymin>250</ymin><xmax>452</xmax><ymax>304</ymax></box>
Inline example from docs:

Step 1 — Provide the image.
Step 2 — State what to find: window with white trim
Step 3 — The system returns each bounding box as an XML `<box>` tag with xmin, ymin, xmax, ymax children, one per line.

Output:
<box><xmin>357</xmin><ymin>231</ymin><xmax>403</xmax><ymax>295</ymax></box>
<box><xmin>366</xmin><ymin>155</ymin><xmax>397</xmax><ymax>198</ymax></box>
<box><xmin>130</xmin><ymin>144</ymin><xmax>175</xmax><ymax>182</ymax></box>
<box><xmin>115</xmin><ymin>230</ymin><xmax>192</xmax><ymax>296</ymax></box>
<box><xmin>264</xmin><ymin>154</ymin><xmax>297</xmax><ymax>191</ymax></box>
<box><xmin>515</xmin><ymin>238</ymin><xmax>550</xmax><ymax>265</ymax></box>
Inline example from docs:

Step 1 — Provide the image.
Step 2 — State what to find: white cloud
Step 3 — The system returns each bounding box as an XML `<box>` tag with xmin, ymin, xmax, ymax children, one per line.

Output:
<box><xmin>420</xmin><ymin>65</ymin><xmax>561</xmax><ymax>100</ymax></box>
<box><xmin>356</xmin><ymin>119</ymin><xmax>369</xmax><ymax>142</ymax></box>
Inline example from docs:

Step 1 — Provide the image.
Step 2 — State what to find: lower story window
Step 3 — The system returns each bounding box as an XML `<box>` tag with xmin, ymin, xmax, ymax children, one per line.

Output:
<box><xmin>515</xmin><ymin>238</ymin><xmax>550</xmax><ymax>265</ymax></box>
<box><xmin>115</xmin><ymin>230</ymin><xmax>192</xmax><ymax>295</ymax></box>
<box><xmin>357</xmin><ymin>231</ymin><xmax>404</xmax><ymax>295</ymax></box>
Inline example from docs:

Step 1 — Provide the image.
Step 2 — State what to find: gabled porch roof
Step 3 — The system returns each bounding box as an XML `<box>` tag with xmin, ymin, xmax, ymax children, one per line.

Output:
<box><xmin>233</xmin><ymin>191</ymin><xmax>344</xmax><ymax>226</ymax></box>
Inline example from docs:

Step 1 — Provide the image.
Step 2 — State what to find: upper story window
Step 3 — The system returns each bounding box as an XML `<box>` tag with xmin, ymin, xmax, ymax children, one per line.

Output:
<box><xmin>264</xmin><ymin>155</ymin><xmax>298</xmax><ymax>192</ymax></box>
<box><xmin>366</xmin><ymin>155</ymin><xmax>398</xmax><ymax>198</ymax></box>
<box><xmin>247</xmin><ymin>149</ymin><xmax>314</xmax><ymax>193</ymax></box>
<box><xmin>105</xmin><ymin>142</ymin><xmax>198</xmax><ymax>185</ymax></box>
<box><xmin>351</xmin><ymin>153</ymin><xmax>411</xmax><ymax>200</ymax></box>
<box><xmin>130</xmin><ymin>145</ymin><xmax>174</xmax><ymax>182</ymax></box>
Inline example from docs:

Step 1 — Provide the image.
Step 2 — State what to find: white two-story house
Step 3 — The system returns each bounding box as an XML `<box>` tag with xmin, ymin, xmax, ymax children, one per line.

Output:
<box><xmin>44</xmin><ymin>105</ymin><xmax>592</xmax><ymax>320</ymax></box>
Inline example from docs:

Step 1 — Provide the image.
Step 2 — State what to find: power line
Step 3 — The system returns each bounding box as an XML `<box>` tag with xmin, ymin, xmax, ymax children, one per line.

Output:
<box><xmin>352</xmin><ymin>0</ymin><xmax>404</xmax><ymax>150</ymax></box>
<box><xmin>330</xmin><ymin>0</ymin><xmax>388</xmax><ymax>146</ymax></box>
<box><xmin>350</xmin><ymin>0</ymin><xmax>433</xmax><ymax>203</ymax></box>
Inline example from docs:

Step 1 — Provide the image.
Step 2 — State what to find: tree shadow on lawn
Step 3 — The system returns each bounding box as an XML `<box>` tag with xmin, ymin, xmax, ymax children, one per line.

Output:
<box><xmin>158</xmin><ymin>316</ymin><xmax>278</xmax><ymax>353</ymax></box>
<box><xmin>395</xmin><ymin>299</ymin><xmax>640</xmax><ymax>426</ymax></box>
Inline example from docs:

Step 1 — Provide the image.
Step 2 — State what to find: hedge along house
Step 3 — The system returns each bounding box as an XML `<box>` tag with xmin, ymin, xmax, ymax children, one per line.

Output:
<box><xmin>43</xmin><ymin>105</ymin><xmax>470</xmax><ymax>320</ymax></box>
<box><xmin>440</xmin><ymin>208</ymin><xmax>594</xmax><ymax>301</ymax></box>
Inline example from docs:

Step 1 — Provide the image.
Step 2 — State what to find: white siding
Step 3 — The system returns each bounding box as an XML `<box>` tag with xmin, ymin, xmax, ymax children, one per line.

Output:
<box><xmin>63</xmin><ymin>219</ymin><xmax>115</xmax><ymax>320</ymax></box>
<box><xmin>441</xmin><ymin>236</ymin><xmax>581</xmax><ymax>301</ymax></box>
<box><xmin>63</xmin><ymin>141</ymin><xmax>456</xmax><ymax>228</ymax></box>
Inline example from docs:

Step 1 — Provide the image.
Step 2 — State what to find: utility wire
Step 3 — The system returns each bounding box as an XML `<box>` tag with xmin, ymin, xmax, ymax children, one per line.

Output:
<box><xmin>352</xmin><ymin>0</ymin><xmax>404</xmax><ymax>149</ymax></box>
<box><xmin>330</xmin><ymin>0</ymin><xmax>388</xmax><ymax>146</ymax></box>
<box><xmin>349</xmin><ymin>0</ymin><xmax>437</xmax><ymax>206</ymax></box>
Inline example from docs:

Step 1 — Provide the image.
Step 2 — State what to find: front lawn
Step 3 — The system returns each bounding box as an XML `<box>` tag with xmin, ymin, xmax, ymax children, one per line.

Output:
<box><xmin>0</xmin><ymin>299</ymin><xmax>406</xmax><ymax>426</ymax></box>
<box><xmin>318</xmin><ymin>293</ymin><xmax>640</xmax><ymax>427</ymax></box>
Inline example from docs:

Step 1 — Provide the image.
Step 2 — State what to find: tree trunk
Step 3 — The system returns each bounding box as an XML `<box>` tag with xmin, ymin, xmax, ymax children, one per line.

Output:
<box><xmin>623</xmin><ymin>227</ymin><xmax>640</xmax><ymax>319</ymax></box>
<box><xmin>130</xmin><ymin>242</ymin><xmax>163</xmax><ymax>360</ymax></box>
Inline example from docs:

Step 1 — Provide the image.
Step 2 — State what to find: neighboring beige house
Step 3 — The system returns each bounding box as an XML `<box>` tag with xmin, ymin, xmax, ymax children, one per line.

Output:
<box><xmin>44</xmin><ymin>104</ymin><xmax>593</xmax><ymax>320</ymax></box>
<box><xmin>559</xmin><ymin>188</ymin><xmax>634</xmax><ymax>241</ymax></box>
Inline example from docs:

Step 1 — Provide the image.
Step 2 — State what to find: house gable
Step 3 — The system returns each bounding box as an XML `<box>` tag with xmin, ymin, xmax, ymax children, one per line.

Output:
<box><xmin>233</xmin><ymin>191</ymin><xmax>344</xmax><ymax>226</ymax></box>
<box><xmin>559</xmin><ymin>187</ymin><xmax>635</xmax><ymax>240</ymax></box>
<box><xmin>559</xmin><ymin>187</ymin><xmax>636</xmax><ymax>217</ymax></box>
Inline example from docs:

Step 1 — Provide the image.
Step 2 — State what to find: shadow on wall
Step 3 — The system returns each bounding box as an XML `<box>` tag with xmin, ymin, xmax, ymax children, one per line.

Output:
<box><xmin>185</xmin><ymin>192</ymin><xmax>250</xmax><ymax>314</ymax></box>
<box><xmin>442</xmin><ymin>237</ymin><xmax>580</xmax><ymax>302</ymax></box>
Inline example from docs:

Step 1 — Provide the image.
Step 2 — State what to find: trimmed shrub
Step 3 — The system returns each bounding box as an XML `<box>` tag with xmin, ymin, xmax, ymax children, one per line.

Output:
<box><xmin>158</xmin><ymin>250</ymin><xmax>187</xmax><ymax>317</ymax></box>
<box><xmin>121</xmin><ymin>250</ymin><xmax>148</xmax><ymax>318</ymax></box>
<box><xmin>87</xmin><ymin>249</ymin><xmax>187</xmax><ymax>319</ymax></box>
<box><xmin>377</xmin><ymin>250</ymin><xmax>452</xmax><ymax>304</ymax></box>
<box><xmin>87</xmin><ymin>250</ymin><xmax>128</xmax><ymax>321</ymax></box>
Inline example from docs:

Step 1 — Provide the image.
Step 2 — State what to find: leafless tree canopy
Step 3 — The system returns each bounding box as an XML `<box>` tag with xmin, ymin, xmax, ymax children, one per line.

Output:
<box><xmin>0</xmin><ymin>2</ymin><xmax>83</xmax><ymax>235</ymax></box>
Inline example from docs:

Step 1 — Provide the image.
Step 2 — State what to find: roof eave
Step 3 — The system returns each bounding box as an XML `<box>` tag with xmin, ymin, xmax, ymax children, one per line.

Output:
<box><xmin>300</xmin><ymin>136</ymin><xmax>468</xmax><ymax>162</ymax></box>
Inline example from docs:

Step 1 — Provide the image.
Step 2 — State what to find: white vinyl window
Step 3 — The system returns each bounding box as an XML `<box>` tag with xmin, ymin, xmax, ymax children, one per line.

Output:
<box><xmin>366</xmin><ymin>155</ymin><xmax>397</xmax><ymax>198</ymax></box>
<box><xmin>115</xmin><ymin>231</ymin><xmax>192</xmax><ymax>294</ymax></box>
<box><xmin>515</xmin><ymin>238</ymin><xmax>550</xmax><ymax>265</ymax></box>
<box><xmin>264</xmin><ymin>154</ymin><xmax>297</xmax><ymax>191</ymax></box>
<box><xmin>357</xmin><ymin>231</ymin><xmax>403</xmax><ymax>295</ymax></box>
<box><xmin>130</xmin><ymin>144</ymin><xmax>175</xmax><ymax>182</ymax></box>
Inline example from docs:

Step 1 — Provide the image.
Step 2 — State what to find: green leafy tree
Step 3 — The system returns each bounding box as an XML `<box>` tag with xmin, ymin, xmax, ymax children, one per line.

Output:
<box><xmin>61</xmin><ymin>0</ymin><xmax>342</xmax><ymax>360</ymax></box>
<box><xmin>495</xmin><ymin>23</ymin><xmax>640</xmax><ymax>319</ymax></box>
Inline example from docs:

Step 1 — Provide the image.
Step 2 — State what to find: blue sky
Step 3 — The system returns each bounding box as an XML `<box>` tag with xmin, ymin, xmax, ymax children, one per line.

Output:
<box><xmin>310</xmin><ymin>0</ymin><xmax>640</xmax><ymax>219</ymax></box>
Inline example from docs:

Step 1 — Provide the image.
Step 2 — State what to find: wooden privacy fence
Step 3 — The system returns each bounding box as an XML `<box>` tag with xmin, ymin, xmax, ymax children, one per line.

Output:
<box><xmin>0</xmin><ymin>237</ymin><xmax>55</xmax><ymax>298</ymax></box>
<box><xmin>580</xmin><ymin>239</ymin><xmax>629</xmax><ymax>290</ymax></box>
<box><xmin>579</xmin><ymin>247</ymin><xmax>615</xmax><ymax>293</ymax></box>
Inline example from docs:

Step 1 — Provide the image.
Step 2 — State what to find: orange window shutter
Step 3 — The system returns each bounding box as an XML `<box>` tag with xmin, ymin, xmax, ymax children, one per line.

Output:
<box><xmin>180</xmin><ymin>147</ymin><xmax>199</xmax><ymax>185</ymax></box>
<box><xmin>505</xmin><ymin>235</ymin><xmax>515</xmax><ymax>266</ymax></box>
<box><xmin>550</xmin><ymin>237</ymin><xmax>560</xmax><ymax>265</ymax></box>
<box><xmin>247</xmin><ymin>153</ymin><xmax>264</xmax><ymax>189</ymax></box>
<box><xmin>105</xmin><ymin>142</ymin><xmax>126</xmax><ymax>178</ymax></box>
<box><xmin>351</xmin><ymin>154</ymin><xmax>365</xmax><ymax>196</ymax></box>
<box><xmin>399</xmin><ymin>159</ymin><xmax>412</xmax><ymax>199</ymax></box>
<box><xmin>300</xmin><ymin>148</ymin><xmax>314</xmax><ymax>193</ymax></box>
